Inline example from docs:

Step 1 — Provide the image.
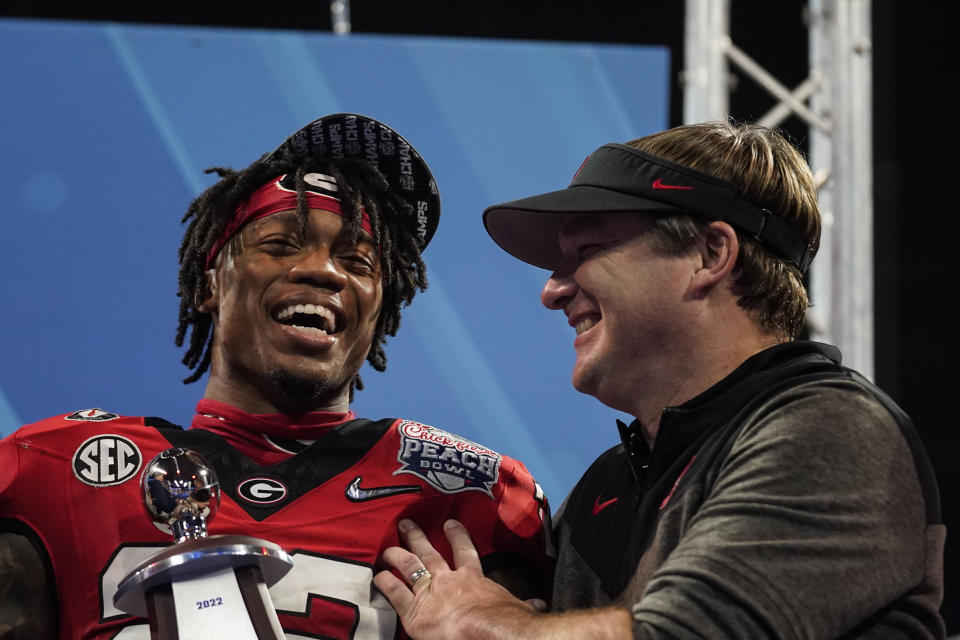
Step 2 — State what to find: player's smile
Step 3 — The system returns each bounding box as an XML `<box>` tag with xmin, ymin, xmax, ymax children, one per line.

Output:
<box><xmin>271</xmin><ymin>295</ymin><xmax>344</xmax><ymax>350</ymax></box>
<box><xmin>274</xmin><ymin>301</ymin><xmax>341</xmax><ymax>337</ymax></box>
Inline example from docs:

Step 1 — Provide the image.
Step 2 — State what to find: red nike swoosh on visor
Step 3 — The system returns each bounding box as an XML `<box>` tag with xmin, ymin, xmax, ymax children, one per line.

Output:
<box><xmin>652</xmin><ymin>178</ymin><xmax>694</xmax><ymax>190</ymax></box>
<box><xmin>592</xmin><ymin>495</ymin><xmax>618</xmax><ymax>515</ymax></box>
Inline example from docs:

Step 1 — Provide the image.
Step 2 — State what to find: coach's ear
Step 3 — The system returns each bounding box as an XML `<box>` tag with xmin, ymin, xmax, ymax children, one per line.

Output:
<box><xmin>196</xmin><ymin>268</ymin><xmax>219</xmax><ymax>314</ymax></box>
<box><xmin>690</xmin><ymin>221</ymin><xmax>739</xmax><ymax>298</ymax></box>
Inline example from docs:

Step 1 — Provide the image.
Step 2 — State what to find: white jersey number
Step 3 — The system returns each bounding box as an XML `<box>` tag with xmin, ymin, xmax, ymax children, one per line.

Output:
<box><xmin>104</xmin><ymin>546</ymin><xmax>397</xmax><ymax>639</ymax></box>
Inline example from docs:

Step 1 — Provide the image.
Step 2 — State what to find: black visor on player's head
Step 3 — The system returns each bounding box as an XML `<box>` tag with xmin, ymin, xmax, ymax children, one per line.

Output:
<box><xmin>265</xmin><ymin>112</ymin><xmax>441</xmax><ymax>251</ymax></box>
<box><xmin>482</xmin><ymin>143</ymin><xmax>814</xmax><ymax>272</ymax></box>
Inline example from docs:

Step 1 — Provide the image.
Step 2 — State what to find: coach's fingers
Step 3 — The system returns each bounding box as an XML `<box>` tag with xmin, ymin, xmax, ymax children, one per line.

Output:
<box><xmin>398</xmin><ymin>519</ymin><xmax>449</xmax><ymax>573</ymax></box>
<box><xmin>373</xmin><ymin>568</ymin><xmax>414</xmax><ymax>614</ymax></box>
<box><xmin>442</xmin><ymin>519</ymin><xmax>483</xmax><ymax>572</ymax></box>
<box><xmin>381</xmin><ymin>545</ymin><xmax>429</xmax><ymax>579</ymax></box>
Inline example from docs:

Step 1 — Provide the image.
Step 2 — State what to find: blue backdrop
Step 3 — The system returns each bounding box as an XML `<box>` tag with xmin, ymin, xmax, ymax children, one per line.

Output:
<box><xmin>0</xmin><ymin>18</ymin><xmax>669</xmax><ymax>505</ymax></box>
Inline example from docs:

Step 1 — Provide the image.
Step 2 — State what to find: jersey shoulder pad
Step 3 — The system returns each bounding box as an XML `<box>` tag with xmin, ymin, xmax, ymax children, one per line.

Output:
<box><xmin>13</xmin><ymin>409</ymin><xmax>162</xmax><ymax>438</ymax></box>
<box><xmin>2</xmin><ymin>410</ymin><xmax>168</xmax><ymax>493</ymax></box>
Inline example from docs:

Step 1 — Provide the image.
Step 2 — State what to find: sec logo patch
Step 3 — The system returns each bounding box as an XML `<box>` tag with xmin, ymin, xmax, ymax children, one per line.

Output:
<box><xmin>72</xmin><ymin>435</ymin><xmax>142</xmax><ymax>487</ymax></box>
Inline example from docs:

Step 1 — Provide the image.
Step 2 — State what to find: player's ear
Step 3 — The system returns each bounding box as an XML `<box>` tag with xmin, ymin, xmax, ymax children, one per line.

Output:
<box><xmin>196</xmin><ymin>268</ymin><xmax>219</xmax><ymax>314</ymax></box>
<box><xmin>690</xmin><ymin>221</ymin><xmax>738</xmax><ymax>296</ymax></box>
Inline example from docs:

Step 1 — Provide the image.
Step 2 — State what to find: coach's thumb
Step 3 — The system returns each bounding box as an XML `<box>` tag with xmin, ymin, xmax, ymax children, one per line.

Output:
<box><xmin>524</xmin><ymin>598</ymin><xmax>548</xmax><ymax>612</ymax></box>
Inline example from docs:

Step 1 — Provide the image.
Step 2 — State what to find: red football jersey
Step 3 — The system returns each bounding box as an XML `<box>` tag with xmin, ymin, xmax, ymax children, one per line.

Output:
<box><xmin>0</xmin><ymin>407</ymin><xmax>551</xmax><ymax>639</ymax></box>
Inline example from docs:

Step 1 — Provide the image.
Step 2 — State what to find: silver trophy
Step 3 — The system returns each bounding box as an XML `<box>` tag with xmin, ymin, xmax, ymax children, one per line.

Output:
<box><xmin>113</xmin><ymin>448</ymin><xmax>293</xmax><ymax>639</ymax></box>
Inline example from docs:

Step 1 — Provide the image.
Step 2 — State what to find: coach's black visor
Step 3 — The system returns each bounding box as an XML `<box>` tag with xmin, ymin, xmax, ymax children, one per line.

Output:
<box><xmin>482</xmin><ymin>143</ymin><xmax>814</xmax><ymax>272</ymax></box>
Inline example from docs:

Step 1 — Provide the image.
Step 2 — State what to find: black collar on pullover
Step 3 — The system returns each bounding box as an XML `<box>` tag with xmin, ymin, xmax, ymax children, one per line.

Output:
<box><xmin>615</xmin><ymin>341</ymin><xmax>842</xmax><ymax>492</ymax></box>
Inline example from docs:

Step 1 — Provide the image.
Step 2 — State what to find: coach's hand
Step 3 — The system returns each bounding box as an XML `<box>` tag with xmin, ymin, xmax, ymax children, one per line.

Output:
<box><xmin>374</xmin><ymin>518</ymin><xmax>545</xmax><ymax>640</ymax></box>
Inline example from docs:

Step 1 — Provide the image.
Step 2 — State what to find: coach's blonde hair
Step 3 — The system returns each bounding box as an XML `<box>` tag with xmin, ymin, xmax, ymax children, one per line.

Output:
<box><xmin>627</xmin><ymin>121</ymin><xmax>820</xmax><ymax>339</ymax></box>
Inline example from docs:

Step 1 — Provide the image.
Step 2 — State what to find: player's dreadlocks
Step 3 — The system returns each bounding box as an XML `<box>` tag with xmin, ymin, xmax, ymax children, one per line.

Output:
<box><xmin>174</xmin><ymin>146</ymin><xmax>428</xmax><ymax>394</ymax></box>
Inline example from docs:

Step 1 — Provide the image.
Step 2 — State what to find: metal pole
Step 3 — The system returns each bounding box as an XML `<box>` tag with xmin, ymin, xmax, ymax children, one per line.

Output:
<box><xmin>809</xmin><ymin>0</ymin><xmax>874</xmax><ymax>378</ymax></box>
<box><xmin>683</xmin><ymin>0</ymin><xmax>730</xmax><ymax>123</ymax></box>
<box><xmin>684</xmin><ymin>0</ymin><xmax>875</xmax><ymax>378</ymax></box>
<box><xmin>724</xmin><ymin>40</ymin><xmax>832</xmax><ymax>133</ymax></box>
<box><xmin>758</xmin><ymin>72</ymin><xmax>824</xmax><ymax>130</ymax></box>
<box><xmin>330</xmin><ymin>0</ymin><xmax>351</xmax><ymax>35</ymax></box>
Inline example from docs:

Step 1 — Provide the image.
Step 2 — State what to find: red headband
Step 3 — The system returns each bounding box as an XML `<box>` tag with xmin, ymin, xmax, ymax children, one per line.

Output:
<box><xmin>205</xmin><ymin>174</ymin><xmax>373</xmax><ymax>269</ymax></box>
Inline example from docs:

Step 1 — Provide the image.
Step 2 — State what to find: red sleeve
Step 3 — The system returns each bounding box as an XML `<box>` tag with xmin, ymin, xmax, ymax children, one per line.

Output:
<box><xmin>0</xmin><ymin>429</ymin><xmax>22</xmax><ymax>519</ymax></box>
<box><xmin>450</xmin><ymin>453</ymin><xmax>555</xmax><ymax>586</ymax></box>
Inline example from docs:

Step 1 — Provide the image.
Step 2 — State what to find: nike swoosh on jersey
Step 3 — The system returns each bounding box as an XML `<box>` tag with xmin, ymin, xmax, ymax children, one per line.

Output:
<box><xmin>344</xmin><ymin>476</ymin><xmax>422</xmax><ymax>502</ymax></box>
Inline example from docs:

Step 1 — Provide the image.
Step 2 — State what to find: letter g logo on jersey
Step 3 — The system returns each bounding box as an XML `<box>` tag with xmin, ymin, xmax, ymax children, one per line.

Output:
<box><xmin>237</xmin><ymin>477</ymin><xmax>288</xmax><ymax>505</ymax></box>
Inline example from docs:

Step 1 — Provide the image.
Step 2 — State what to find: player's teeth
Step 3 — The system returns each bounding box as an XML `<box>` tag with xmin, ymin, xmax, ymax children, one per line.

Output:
<box><xmin>293</xmin><ymin>325</ymin><xmax>327</xmax><ymax>335</ymax></box>
<box><xmin>576</xmin><ymin>318</ymin><xmax>596</xmax><ymax>335</ymax></box>
<box><xmin>276</xmin><ymin>304</ymin><xmax>335</xmax><ymax>332</ymax></box>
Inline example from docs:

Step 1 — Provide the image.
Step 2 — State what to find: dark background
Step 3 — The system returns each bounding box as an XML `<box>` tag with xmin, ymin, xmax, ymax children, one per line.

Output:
<box><xmin>2</xmin><ymin>0</ymin><xmax>954</xmax><ymax>630</ymax></box>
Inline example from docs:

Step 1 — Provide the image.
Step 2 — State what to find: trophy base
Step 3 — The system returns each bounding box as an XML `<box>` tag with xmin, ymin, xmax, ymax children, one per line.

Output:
<box><xmin>114</xmin><ymin>534</ymin><xmax>293</xmax><ymax>639</ymax></box>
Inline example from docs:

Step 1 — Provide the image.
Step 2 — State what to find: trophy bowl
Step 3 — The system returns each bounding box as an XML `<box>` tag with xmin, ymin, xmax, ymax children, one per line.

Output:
<box><xmin>142</xmin><ymin>447</ymin><xmax>221</xmax><ymax>542</ymax></box>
